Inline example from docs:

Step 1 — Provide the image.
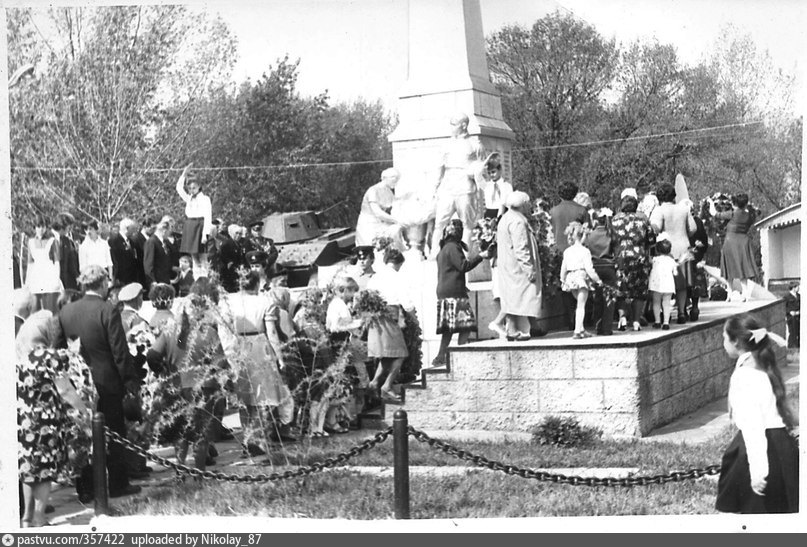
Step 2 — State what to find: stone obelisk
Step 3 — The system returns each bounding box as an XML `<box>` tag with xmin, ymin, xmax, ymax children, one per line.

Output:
<box><xmin>389</xmin><ymin>0</ymin><xmax>515</xmax><ymax>251</ymax></box>
<box><xmin>390</xmin><ymin>0</ymin><xmax>514</xmax><ymax>363</ymax></box>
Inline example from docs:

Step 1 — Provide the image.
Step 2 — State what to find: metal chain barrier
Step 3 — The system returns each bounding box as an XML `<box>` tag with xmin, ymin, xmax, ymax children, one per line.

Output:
<box><xmin>407</xmin><ymin>426</ymin><xmax>722</xmax><ymax>487</ymax></box>
<box><xmin>104</xmin><ymin>426</ymin><xmax>393</xmax><ymax>483</ymax></box>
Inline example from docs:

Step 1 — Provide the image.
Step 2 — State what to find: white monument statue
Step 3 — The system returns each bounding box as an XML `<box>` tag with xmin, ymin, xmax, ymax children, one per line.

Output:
<box><xmin>388</xmin><ymin>0</ymin><xmax>514</xmax><ymax>256</ymax></box>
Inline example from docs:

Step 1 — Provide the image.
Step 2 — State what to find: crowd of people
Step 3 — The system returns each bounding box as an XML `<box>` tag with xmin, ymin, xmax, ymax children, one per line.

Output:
<box><xmin>424</xmin><ymin>165</ymin><xmax>764</xmax><ymax>348</ymax></box>
<box><xmin>14</xmin><ymin>117</ymin><xmax>794</xmax><ymax>525</ymax></box>
<box><xmin>12</xmin><ymin>167</ymin><xmax>361</xmax><ymax>527</ymax></box>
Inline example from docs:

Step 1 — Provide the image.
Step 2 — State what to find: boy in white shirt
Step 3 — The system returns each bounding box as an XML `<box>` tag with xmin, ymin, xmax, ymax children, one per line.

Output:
<box><xmin>308</xmin><ymin>276</ymin><xmax>364</xmax><ymax>437</ymax></box>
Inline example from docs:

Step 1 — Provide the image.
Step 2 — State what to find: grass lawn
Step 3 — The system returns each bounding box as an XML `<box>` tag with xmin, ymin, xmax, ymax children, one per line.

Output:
<box><xmin>114</xmin><ymin>426</ymin><xmax>738</xmax><ymax>518</ymax></box>
<box><xmin>115</xmin><ymin>470</ymin><xmax>718</xmax><ymax>518</ymax></box>
<box><xmin>114</xmin><ymin>368</ymin><xmax>799</xmax><ymax>519</ymax></box>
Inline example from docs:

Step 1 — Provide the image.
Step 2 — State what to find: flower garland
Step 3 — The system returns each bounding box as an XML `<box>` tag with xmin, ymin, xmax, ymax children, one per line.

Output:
<box><xmin>56</xmin><ymin>341</ymin><xmax>98</xmax><ymax>483</ymax></box>
<box><xmin>399</xmin><ymin>308</ymin><xmax>423</xmax><ymax>385</ymax></box>
<box><xmin>530</xmin><ymin>208</ymin><xmax>562</xmax><ymax>295</ymax></box>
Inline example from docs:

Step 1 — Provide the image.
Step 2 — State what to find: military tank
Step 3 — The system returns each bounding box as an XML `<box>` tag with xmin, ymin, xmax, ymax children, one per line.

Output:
<box><xmin>259</xmin><ymin>210</ymin><xmax>355</xmax><ymax>288</ymax></box>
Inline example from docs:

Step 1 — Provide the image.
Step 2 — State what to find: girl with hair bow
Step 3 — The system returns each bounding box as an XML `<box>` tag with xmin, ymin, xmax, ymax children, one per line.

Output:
<box><xmin>716</xmin><ymin>313</ymin><xmax>798</xmax><ymax>514</ymax></box>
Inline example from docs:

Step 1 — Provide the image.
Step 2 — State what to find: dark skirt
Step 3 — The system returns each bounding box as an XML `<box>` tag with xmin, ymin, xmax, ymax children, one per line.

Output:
<box><xmin>180</xmin><ymin>217</ymin><xmax>205</xmax><ymax>254</ymax></box>
<box><xmin>720</xmin><ymin>232</ymin><xmax>760</xmax><ymax>281</ymax></box>
<box><xmin>716</xmin><ymin>429</ymin><xmax>799</xmax><ymax>514</ymax></box>
<box><xmin>436</xmin><ymin>297</ymin><xmax>477</xmax><ymax>334</ymax></box>
<box><xmin>674</xmin><ymin>260</ymin><xmax>694</xmax><ymax>292</ymax></box>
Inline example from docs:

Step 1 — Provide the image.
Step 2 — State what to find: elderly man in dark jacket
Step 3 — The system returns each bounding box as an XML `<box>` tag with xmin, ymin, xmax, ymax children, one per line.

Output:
<box><xmin>56</xmin><ymin>265</ymin><xmax>143</xmax><ymax>500</ymax></box>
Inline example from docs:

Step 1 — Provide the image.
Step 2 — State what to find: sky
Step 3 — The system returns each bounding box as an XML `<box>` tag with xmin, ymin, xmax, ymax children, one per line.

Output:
<box><xmin>200</xmin><ymin>0</ymin><xmax>806</xmax><ymax>110</ymax></box>
<box><xmin>6</xmin><ymin>0</ymin><xmax>806</xmax><ymax>110</ymax></box>
<box><xmin>1</xmin><ymin>0</ymin><xmax>806</xmax><ymax>532</ymax></box>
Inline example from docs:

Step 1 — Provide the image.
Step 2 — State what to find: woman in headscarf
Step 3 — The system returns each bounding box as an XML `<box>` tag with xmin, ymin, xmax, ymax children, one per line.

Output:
<box><xmin>496</xmin><ymin>191</ymin><xmax>542</xmax><ymax>341</ymax></box>
<box><xmin>433</xmin><ymin>219</ymin><xmax>485</xmax><ymax>365</ymax></box>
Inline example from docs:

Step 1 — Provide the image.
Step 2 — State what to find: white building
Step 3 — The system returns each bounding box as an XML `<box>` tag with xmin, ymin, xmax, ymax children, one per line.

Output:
<box><xmin>754</xmin><ymin>202</ymin><xmax>801</xmax><ymax>290</ymax></box>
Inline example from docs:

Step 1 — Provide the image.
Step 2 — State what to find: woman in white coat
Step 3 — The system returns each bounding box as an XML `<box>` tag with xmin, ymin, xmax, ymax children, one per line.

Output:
<box><xmin>496</xmin><ymin>191</ymin><xmax>542</xmax><ymax>341</ymax></box>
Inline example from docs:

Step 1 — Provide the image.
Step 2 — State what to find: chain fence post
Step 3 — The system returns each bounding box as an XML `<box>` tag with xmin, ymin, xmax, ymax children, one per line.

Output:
<box><xmin>393</xmin><ymin>409</ymin><xmax>410</xmax><ymax>519</ymax></box>
<box><xmin>92</xmin><ymin>412</ymin><xmax>109</xmax><ymax>516</ymax></box>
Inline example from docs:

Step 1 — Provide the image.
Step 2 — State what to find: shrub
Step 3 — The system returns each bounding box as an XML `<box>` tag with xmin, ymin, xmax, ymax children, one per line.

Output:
<box><xmin>531</xmin><ymin>416</ymin><xmax>602</xmax><ymax>448</ymax></box>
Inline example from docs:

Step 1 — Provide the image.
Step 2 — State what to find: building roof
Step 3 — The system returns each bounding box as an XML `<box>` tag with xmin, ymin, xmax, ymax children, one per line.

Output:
<box><xmin>754</xmin><ymin>202</ymin><xmax>801</xmax><ymax>230</ymax></box>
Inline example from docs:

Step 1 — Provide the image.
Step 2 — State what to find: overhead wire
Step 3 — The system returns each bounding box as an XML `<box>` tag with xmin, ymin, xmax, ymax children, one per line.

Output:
<box><xmin>10</xmin><ymin>120</ymin><xmax>767</xmax><ymax>173</ymax></box>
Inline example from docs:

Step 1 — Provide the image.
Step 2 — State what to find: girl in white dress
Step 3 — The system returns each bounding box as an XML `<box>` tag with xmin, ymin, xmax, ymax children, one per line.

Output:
<box><xmin>648</xmin><ymin>237</ymin><xmax>677</xmax><ymax>329</ymax></box>
<box><xmin>25</xmin><ymin>218</ymin><xmax>62</xmax><ymax>313</ymax></box>
<box><xmin>560</xmin><ymin>222</ymin><xmax>602</xmax><ymax>339</ymax></box>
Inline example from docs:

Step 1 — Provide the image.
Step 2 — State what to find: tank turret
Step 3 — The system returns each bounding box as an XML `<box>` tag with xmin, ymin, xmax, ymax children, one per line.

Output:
<box><xmin>259</xmin><ymin>211</ymin><xmax>354</xmax><ymax>287</ymax></box>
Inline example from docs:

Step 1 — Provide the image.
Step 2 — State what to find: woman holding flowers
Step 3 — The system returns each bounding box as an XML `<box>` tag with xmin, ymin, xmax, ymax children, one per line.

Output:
<box><xmin>434</xmin><ymin>219</ymin><xmax>485</xmax><ymax>362</ymax></box>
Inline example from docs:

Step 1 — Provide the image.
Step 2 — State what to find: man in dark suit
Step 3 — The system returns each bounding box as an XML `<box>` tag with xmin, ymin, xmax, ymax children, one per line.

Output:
<box><xmin>56</xmin><ymin>265</ymin><xmax>142</xmax><ymax>499</ymax></box>
<box><xmin>54</xmin><ymin>214</ymin><xmax>81</xmax><ymax>291</ymax></box>
<box><xmin>219</xmin><ymin>224</ymin><xmax>246</xmax><ymax>293</ymax></box>
<box><xmin>207</xmin><ymin>218</ymin><xmax>227</xmax><ymax>278</ymax></box>
<box><xmin>549</xmin><ymin>182</ymin><xmax>589</xmax><ymax>331</ymax></box>
<box><xmin>131</xmin><ymin>216</ymin><xmax>158</xmax><ymax>290</ymax></box>
<box><xmin>143</xmin><ymin>217</ymin><xmax>174</xmax><ymax>289</ymax></box>
<box><xmin>109</xmin><ymin>218</ymin><xmax>140</xmax><ymax>287</ymax></box>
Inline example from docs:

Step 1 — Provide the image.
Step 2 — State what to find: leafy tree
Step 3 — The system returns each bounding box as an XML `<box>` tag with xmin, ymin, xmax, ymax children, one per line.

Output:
<box><xmin>8</xmin><ymin>5</ymin><xmax>237</xmax><ymax>230</ymax></box>
<box><xmin>487</xmin><ymin>11</ymin><xmax>618</xmax><ymax>199</ymax></box>
<box><xmin>486</xmin><ymin>13</ymin><xmax>800</xmax><ymax>215</ymax></box>
<box><xmin>176</xmin><ymin>57</ymin><xmax>394</xmax><ymax>230</ymax></box>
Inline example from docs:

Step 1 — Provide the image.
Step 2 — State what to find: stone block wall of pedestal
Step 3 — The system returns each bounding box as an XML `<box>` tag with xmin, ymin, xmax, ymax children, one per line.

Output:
<box><xmin>401</xmin><ymin>300</ymin><xmax>786</xmax><ymax>438</ymax></box>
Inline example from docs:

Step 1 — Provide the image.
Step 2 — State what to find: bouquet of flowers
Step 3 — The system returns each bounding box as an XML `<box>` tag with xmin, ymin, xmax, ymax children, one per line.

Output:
<box><xmin>127</xmin><ymin>322</ymin><xmax>155</xmax><ymax>360</ymax></box>
<box><xmin>471</xmin><ymin>217</ymin><xmax>497</xmax><ymax>254</ymax></box>
<box><xmin>372</xmin><ymin>235</ymin><xmax>394</xmax><ymax>253</ymax></box>
<box><xmin>598</xmin><ymin>282</ymin><xmax>624</xmax><ymax>309</ymax></box>
<box><xmin>352</xmin><ymin>289</ymin><xmax>395</xmax><ymax>328</ymax></box>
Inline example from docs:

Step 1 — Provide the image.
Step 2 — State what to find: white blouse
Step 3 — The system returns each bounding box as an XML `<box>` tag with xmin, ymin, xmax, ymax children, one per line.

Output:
<box><xmin>728</xmin><ymin>352</ymin><xmax>786</xmax><ymax>485</ymax></box>
<box><xmin>176</xmin><ymin>178</ymin><xmax>213</xmax><ymax>237</ymax></box>
<box><xmin>367</xmin><ymin>264</ymin><xmax>414</xmax><ymax>311</ymax></box>
<box><xmin>78</xmin><ymin>236</ymin><xmax>112</xmax><ymax>270</ymax></box>
<box><xmin>326</xmin><ymin>297</ymin><xmax>360</xmax><ymax>333</ymax></box>
<box><xmin>483</xmin><ymin>179</ymin><xmax>513</xmax><ymax>211</ymax></box>
<box><xmin>560</xmin><ymin>244</ymin><xmax>599</xmax><ymax>281</ymax></box>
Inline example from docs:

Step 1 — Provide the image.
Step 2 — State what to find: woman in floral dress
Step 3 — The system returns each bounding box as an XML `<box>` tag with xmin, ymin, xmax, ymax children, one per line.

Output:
<box><xmin>17</xmin><ymin>309</ymin><xmax>95</xmax><ymax>527</ymax></box>
<box><xmin>611</xmin><ymin>195</ymin><xmax>656</xmax><ymax>331</ymax></box>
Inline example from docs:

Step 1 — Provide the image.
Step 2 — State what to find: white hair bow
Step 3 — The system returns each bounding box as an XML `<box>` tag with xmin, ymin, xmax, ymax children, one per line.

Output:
<box><xmin>749</xmin><ymin>328</ymin><xmax>788</xmax><ymax>347</ymax></box>
<box><xmin>656</xmin><ymin>232</ymin><xmax>670</xmax><ymax>243</ymax></box>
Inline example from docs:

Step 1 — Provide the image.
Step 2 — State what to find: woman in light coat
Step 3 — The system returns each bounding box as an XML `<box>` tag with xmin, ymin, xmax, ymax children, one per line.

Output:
<box><xmin>496</xmin><ymin>191</ymin><xmax>542</xmax><ymax>341</ymax></box>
